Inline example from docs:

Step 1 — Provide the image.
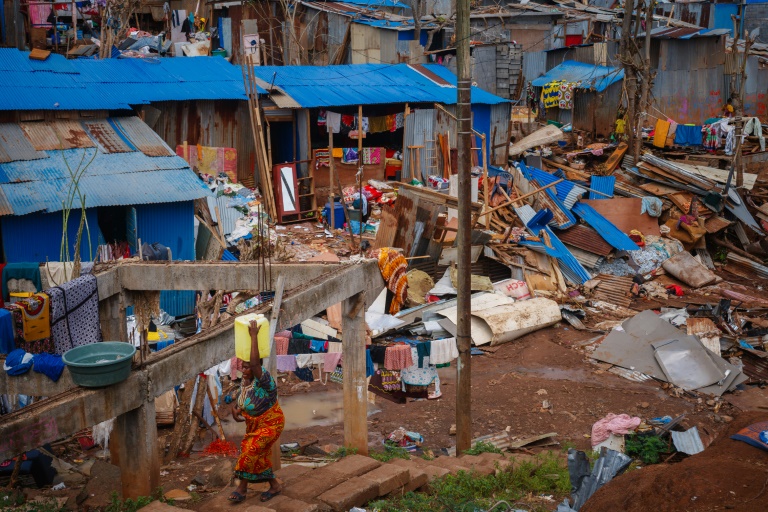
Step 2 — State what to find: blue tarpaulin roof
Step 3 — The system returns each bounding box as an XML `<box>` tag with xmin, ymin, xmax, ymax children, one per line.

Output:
<box><xmin>531</xmin><ymin>60</ymin><xmax>624</xmax><ymax>92</ymax></box>
<box><xmin>0</xmin><ymin>49</ymin><xmax>255</xmax><ymax>111</ymax></box>
<box><xmin>251</xmin><ymin>63</ymin><xmax>509</xmax><ymax>108</ymax></box>
<box><xmin>0</xmin><ymin>117</ymin><xmax>210</xmax><ymax>216</ymax></box>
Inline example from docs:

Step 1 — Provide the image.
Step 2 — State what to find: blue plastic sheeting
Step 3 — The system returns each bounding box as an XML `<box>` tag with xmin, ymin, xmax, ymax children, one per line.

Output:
<box><xmin>520</xmin><ymin>208</ymin><xmax>591</xmax><ymax>284</ymax></box>
<box><xmin>222</xmin><ymin>249</ymin><xmax>238</xmax><ymax>261</ymax></box>
<box><xmin>327</xmin><ymin>0</ymin><xmax>409</xmax><ymax>8</ymax></box>
<box><xmin>571</xmin><ymin>203</ymin><xmax>640</xmax><ymax>251</ymax></box>
<box><xmin>0</xmin><ymin>49</ymin><xmax>256</xmax><ymax>111</ymax></box>
<box><xmin>531</xmin><ymin>60</ymin><xmax>624</xmax><ymax>92</ymax></box>
<box><xmin>251</xmin><ymin>63</ymin><xmax>509</xmax><ymax>108</ymax></box>
<box><xmin>589</xmin><ymin>176</ymin><xmax>615</xmax><ymax>199</ymax></box>
<box><xmin>518</xmin><ymin>163</ymin><xmax>578</xmax><ymax>229</ymax></box>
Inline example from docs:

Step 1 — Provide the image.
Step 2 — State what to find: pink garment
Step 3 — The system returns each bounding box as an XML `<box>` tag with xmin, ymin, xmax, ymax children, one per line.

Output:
<box><xmin>591</xmin><ymin>413</ymin><xmax>642</xmax><ymax>447</ymax></box>
<box><xmin>275</xmin><ymin>336</ymin><xmax>290</xmax><ymax>356</ymax></box>
<box><xmin>324</xmin><ymin>352</ymin><xmax>342</xmax><ymax>372</ymax></box>
<box><xmin>229</xmin><ymin>357</ymin><xmax>244</xmax><ymax>380</ymax></box>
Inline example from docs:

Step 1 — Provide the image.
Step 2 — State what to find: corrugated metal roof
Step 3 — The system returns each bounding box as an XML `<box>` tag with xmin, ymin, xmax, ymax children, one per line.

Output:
<box><xmin>83</xmin><ymin>120</ymin><xmax>135</xmax><ymax>153</ymax></box>
<box><xmin>0</xmin><ymin>50</ymin><xmax>257</xmax><ymax>111</ymax></box>
<box><xmin>0</xmin><ymin>117</ymin><xmax>211</xmax><ymax>215</ymax></box>
<box><xmin>21</xmin><ymin>120</ymin><xmax>95</xmax><ymax>150</ymax></box>
<box><xmin>589</xmin><ymin>176</ymin><xmax>615</xmax><ymax>199</ymax></box>
<box><xmin>531</xmin><ymin>60</ymin><xmax>624</xmax><ymax>92</ymax></box>
<box><xmin>0</xmin><ymin>124</ymin><xmax>48</xmax><ymax>164</ymax></box>
<box><xmin>112</xmin><ymin>117</ymin><xmax>173</xmax><ymax>157</ymax></box>
<box><xmin>572</xmin><ymin>202</ymin><xmax>640</xmax><ymax>251</ymax></box>
<box><xmin>671</xmin><ymin>427</ymin><xmax>704</xmax><ymax>455</ymax></box>
<box><xmin>327</xmin><ymin>0</ymin><xmax>409</xmax><ymax>8</ymax></box>
<box><xmin>252</xmin><ymin>63</ymin><xmax>509</xmax><ymax>108</ymax></box>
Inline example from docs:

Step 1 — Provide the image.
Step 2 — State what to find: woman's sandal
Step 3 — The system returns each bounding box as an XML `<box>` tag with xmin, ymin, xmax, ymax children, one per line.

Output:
<box><xmin>228</xmin><ymin>491</ymin><xmax>246</xmax><ymax>503</ymax></box>
<box><xmin>261</xmin><ymin>490</ymin><xmax>281</xmax><ymax>502</ymax></box>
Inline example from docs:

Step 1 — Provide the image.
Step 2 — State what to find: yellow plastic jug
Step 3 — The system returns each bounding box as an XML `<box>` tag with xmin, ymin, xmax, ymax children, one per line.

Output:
<box><xmin>234</xmin><ymin>313</ymin><xmax>270</xmax><ymax>361</ymax></box>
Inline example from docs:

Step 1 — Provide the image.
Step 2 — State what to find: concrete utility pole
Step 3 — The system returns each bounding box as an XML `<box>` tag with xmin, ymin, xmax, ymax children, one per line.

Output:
<box><xmin>455</xmin><ymin>0</ymin><xmax>472</xmax><ymax>454</ymax></box>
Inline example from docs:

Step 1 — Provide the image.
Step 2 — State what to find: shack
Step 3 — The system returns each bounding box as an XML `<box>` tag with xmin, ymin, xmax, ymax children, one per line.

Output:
<box><xmin>249</xmin><ymin>62</ymin><xmax>510</xmax><ymax>217</ymax></box>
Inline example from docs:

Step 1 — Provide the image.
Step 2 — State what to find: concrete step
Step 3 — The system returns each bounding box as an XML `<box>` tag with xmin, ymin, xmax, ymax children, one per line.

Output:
<box><xmin>323</xmin><ymin>454</ymin><xmax>381</xmax><ymax>479</ymax></box>
<box><xmin>264</xmin><ymin>494</ymin><xmax>318</xmax><ymax>512</ymax></box>
<box><xmin>317</xmin><ymin>476</ymin><xmax>379</xmax><ymax>512</ymax></box>
<box><xmin>281</xmin><ymin>464</ymin><xmax>346</xmax><ymax>507</ymax></box>
<box><xmin>425</xmin><ymin>456</ymin><xmax>473</xmax><ymax>476</ymax></box>
<box><xmin>359</xmin><ymin>463</ymin><xmax>410</xmax><ymax>497</ymax></box>
<box><xmin>384</xmin><ymin>458</ymin><xmax>430</xmax><ymax>493</ymax></box>
<box><xmin>274</xmin><ymin>464</ymin><xmax>312</xmax><ymax>488</ymax></box>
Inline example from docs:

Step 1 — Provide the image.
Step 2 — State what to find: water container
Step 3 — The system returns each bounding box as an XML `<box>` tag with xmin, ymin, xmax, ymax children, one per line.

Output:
<box><xmin>234</xmin><ymin>313</ymin><xmax>270</xmax><ymax>360</ymax></box>
<box><xmin>322</xmin><ymin>202</ymin><xmax>346</xmax><ymax>229</ymax></box>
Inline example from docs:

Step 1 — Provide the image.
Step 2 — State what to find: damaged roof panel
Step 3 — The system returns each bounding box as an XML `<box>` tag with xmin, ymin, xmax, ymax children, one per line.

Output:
<box><xmin>558</xmin><ymin>225</ymin><xmax>614</xmax><ymax>257</ymax></box>
<box><xmin>0</xmin><ymin>124</ymin><xmax>48</xmax><ymax>164</ymax></box>
<box><xmin>572</xmin><ymin>202</ymin><xmax>641</xmax><ymax>251</ymax></box>
<box><xmin>531</xmin><ymin>60</ymin><xmax>624</xmax><ymax>92</ymax></box>
<box><xmin>112</xmin><ymin>116</ymin><xmax>174</xmax><ymax>157</ymax></box>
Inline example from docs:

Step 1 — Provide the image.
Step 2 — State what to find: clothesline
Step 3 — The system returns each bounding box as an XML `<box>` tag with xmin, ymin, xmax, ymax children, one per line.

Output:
<box><xmin>318</xmin><ymin>110</ymin><xmax>405</xmax><ymax>135</ymax></box>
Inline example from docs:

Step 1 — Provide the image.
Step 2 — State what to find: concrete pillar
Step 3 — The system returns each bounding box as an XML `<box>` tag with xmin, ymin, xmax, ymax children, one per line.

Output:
<box><xmin>110</xmin><ymin>401</ymin><xmax>160</xmax><ymax>499</ymax></box>
<box><xmin>98</xmin><ymin>292</ymin><xmax>127</xmax><ymax>342</ymax></box>
<box><xmin>341</xmin><ymin>292</ymin><xmax>368</xmax><ymax>455</ymax></box>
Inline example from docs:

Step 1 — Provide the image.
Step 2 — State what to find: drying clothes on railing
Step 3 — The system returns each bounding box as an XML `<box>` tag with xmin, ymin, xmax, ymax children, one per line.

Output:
<box><xmin>276</xmin><ymin>355</ymin><xmax>298</xmax><ymax>372</ymax></box>
<box><xmin>674</xmin><ymin>124</ymin><xmax>703</xmax><ymax>146</ymax></box>
<box><xmin>6</xmin><ymin>293</ymin><xmax>52</xmax><ymax>354</ymax></box>
<box><xmin>743</xmin><ymin>117</ymin><xmax>765</xmax><ymax>152</ymax></box>
<box><xmin>32</xmin><ymin>352</ymin><xmax>65</xmax><ymax>382</ymax></box>
<box><xmin>48</xmin><ymin>274</ymin><xmax>101</xmax><ymax>355</ymax></box>
<box><xmin>3</xmin><ymin>349</ymin><xmax>33</xmax><ymax>376</ymax></box>
<box><xmin>429</xmin><ymin>337</ymin><xmax>459</xmax><ymax>365</ymax></box>
<box><xmin>275</xmin><ymin>336</ymin><xmax>289</xmax><ymax>356</ymax></box>
<box><xmin>0</xmin><ymin>309</ymin><xmax>14</xmax><ymax>355</ymax></box>
<box><xmin>378</xmin><ymin>248</ymin><xmax>408</xmax><ymax>315</ymax></box>
<box><xmin>399</xmin><ymin>347</ymin><xmax>437</xmax><ymax>389</ymax></box>
<box><xmin>384</xmin><ymin>344</ymin><xmax>413</xmax><ymax>370</ymax></box>
<box><xmin>327</xmin><ymin>341</ymin><xmax>343</xmax><ymax>353</ymax></box>
<box><xmin>324</xmin><ymin>352</ymin><xmax>342</xmax><ymax>372</ymax></box>
<box><xmin>2</xmin><ymin>263</ymin><xmax>42</xmax><ymax>302</ymax></box>
<box><xmin>314</xmin><ymin>149</ymin><xmax>330</xmax><ymax>169</ymax></box>
<box><xmin>540</xmin><ymin>80</ymin><xmax>562</xmax><ymax>109</ymax></box>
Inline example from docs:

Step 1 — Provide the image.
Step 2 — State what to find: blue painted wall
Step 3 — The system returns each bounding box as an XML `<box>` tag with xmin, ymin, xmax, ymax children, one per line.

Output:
<box><xmin>713</xmin><ymin>4</ymin><xmax>738</xmax><ymax>35</ymax></box>
<box><xmin>134</xmin><ymin>201</ymin><xmax>197</xmax><ymax>317</ymax></box>
<box><xmin>1</xmin><ymin>208</ymin><xmax>102</xmax><ymax>264</ymax></box>
<box><xmin>471</xmin><ymin>103</ymin><xmax>491</xmax><ymax>162</ymax></box>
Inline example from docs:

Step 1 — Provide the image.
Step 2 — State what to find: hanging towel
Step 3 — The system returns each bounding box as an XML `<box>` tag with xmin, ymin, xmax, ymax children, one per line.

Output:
<box><xmin>2</xmin><ymin>263</ymin><xmax>42</xmax><ymax>301</ymax></box>
<box><xmin>0</xmin><ymin>309</ymin><xmax>14</xmax><ymax>355</ymax></box>
<box><xmin>342</xmin><ymin>148</ymin><xmax>359</xmax><ymax>164</ymax></box>
<box><xmin>327</xmin><ymin>341</ymin><xmax>343</xmax><ymax>353</ymax></box>
<box><xmin>369</xmin><ymin>345</ymin><xmax>386</xmax><ymax>364</ymax></box>
<box><xmin>430</xmin><ymin>337</ymin><xmax>459</xmax><ymax>365</ymax></box>
<box><xmin>416</xmin><ymin>342</ymin><xmax>431</xmax><ymax>368</ymax></box>
<box><xmin>275</xmin><ymin>336</ymin><xmax>290</xmax><ymax>356</ymax></box>
<box><xmin>326</xmin><ymin>111</ymin><xmax>341</xmax><ymax>133</ymax></box>
<box><xmin>276</xmin><ymin>355</ymin><xmax>298</xmax><ymax>372</ymax></box>
<box><xmin>362</xmin><ymin>147</ymin><xmax>382</xmax><ymax>165</ymax></box>
<box><xmin>674</xmin><ymin>125</ymin><xmax>702</xmax><ymax>146</ymax></box>
<box><xmin>384</xmin><ymin>344</ymin><xmax>413</xmax><ymax>370</ymax></box>
<box><xmin>287</xmin><ymin>338</ymin><xmax>311</xmax><ymax>355</ymax></box>
<box><xmin>368</xmin><ymin>115</ymin><xmax>388</xmax><ymax>133</ymax></box>
<box><xmin>48</xmin><ymin>274</ymin><xmax>101</xmax><ymax>355</ymax></box>
<box><xmin>296</xmin><ymin>353</ymin><xmax>313</xmax><ymax>368</ymax></box>
<box><xmin>743</xmin><ymin>117</ymin><xmax>765</xmax><ymax>151</ymax></box>
<box><xmin>653</xmin><ymin>119</ymin><xmax>671</xmax><ymax>148</ymax></box>
<box><xmin>400</xmin><ymin>348</ymin><xmax>437</xmax><ymax>388</ymax></box>
<box><xmin>324</xmin><ymin>351</ymin><xmax>342</xmax><ymax>372</ymax></box>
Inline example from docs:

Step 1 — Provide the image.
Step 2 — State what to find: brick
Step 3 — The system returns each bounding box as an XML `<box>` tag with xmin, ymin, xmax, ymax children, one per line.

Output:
<box><xmin>275</xmin><ymin>464</ymin><xmax>313</xmax><ymax>487</ymax></box>
<box><xmin>282</xmin><ymin>466</ymin><xmax>346</xmax><ymax>504</ymax></box>
<box><xmin>323</xmin><ymin>454</ymin><xmax>381</xmax><ymax>479</ymax></box>
<box><xmin>456</xmin><ymin>454</ymin><xmax>495</xmax><ymax>476</ymax></box>
<box><xmin>476</xmin><ymin>452</ymin><xmax>506</xmax><ymax>463</ymax></box>
<box><xmin>317</xmin><ymin>476</ymin><xmax>378</xmax><ymax>512</ymax></box>
<box><xmin>138</xmin><ymin>503</ymin><xmax>189</xmax><ymax>511</ymax></box>
<box><xmin>359</xmin><ymin>464</ymin><xmax>410</xmax><ymax>496</ymax></box>
<box><xmin>243</xmin><ymin>507</ymin><xmax>278</xmax><ymax>512</ymax></box>
<box><xmin>262</xmin><ymin>495</ymin><xmax>318</xmax><ymax>512</ymax></box>
<box><xmin>386</xmin><ymin>459</ymin><xmax>429</xmax><ymax>493</ymax></box>
<box><xmin>427</xmin><ymin>457</ymin><xmax>472</xmax><ymax>475</ymax></box>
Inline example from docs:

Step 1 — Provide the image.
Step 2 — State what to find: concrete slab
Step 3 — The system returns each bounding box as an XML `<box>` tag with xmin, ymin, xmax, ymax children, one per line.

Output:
<box><xmin>389</xmin><ymin>458</ymin><xmax>448</xmax><ymax>482</ymax></box>
<box><xmin>275</xmin><ymin>464</ymin><xmax>313</xmax><ymax>487</ymax></box>
<box><xmin>317</xmin><ymin>476</ymin><xmax>378</xmax><ymax>512</ymax></box>
<box><xmin>262</xmin><ymin>494</ymin><xmax>319</xmax><ymax>512</ymax></box>
<box><xmin>385</xmin><ymin>458</ymin><xmax>429</xmax><ymax>493</ymax></box>
<box><xmin>426</xmin><ymin>457</ymin><xmax>472</xmax><ymax>475</ymax></box>
<box><xmin>359</xmin><ymin>464</ymin><xmax>410</xmax><ymax>496</ymax></box>
<box><xmin>323</xmin><ymin>454</ymin><xmax>381</xmax><ymax>479</ymax></box>
<box><xmin>138</xmin><ymin>502</ymin><xmax>190</xmax><ymax>511</ymax></box>
<box><xmin>282</xmin><ymin>466</ymin><xmax>346</xmax><ymax>504</ymax></box>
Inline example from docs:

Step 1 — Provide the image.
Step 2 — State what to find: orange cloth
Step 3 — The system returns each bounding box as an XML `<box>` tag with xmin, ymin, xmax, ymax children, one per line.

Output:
<box><xmin>234</xmin><ymin>402</ymin><xmax>285</xmax><ymax>482</ymax></box>
<box><xmin>653</xmin><ymin>119</ymin><xmax>671</xmax><ymax>148</ymax></box>
<box><xmin>378</xmin><ymin>248</ymin><xmax>408</xmax><ymax>314</ymax></box>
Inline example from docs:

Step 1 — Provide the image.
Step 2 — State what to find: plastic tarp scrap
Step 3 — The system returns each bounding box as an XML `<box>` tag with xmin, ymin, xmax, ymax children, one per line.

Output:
<box><xmin>557</xmin><ymin>448</ymin><xmax>633</xmax><ymax>511</ymax></box>
<box><xmin>571</xmin><ymin>202</ymin><xmax>640</xmax><ymax>251</ymax></box>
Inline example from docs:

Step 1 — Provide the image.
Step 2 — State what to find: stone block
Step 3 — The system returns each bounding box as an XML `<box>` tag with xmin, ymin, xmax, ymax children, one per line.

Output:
<box><xmin>264</xmin><ymin>494</ymin><xmax>319</xmax><ymax>512</ymax></box>
<box><xmin>476</xmin><ymin>452</ymin><xmax>506</xmax><ymax>463</ymax></box>
<box><xmin>427</xmin><ymin>457</ymin><xmax>472</xmax><ymax>475</ymax></box>
<box><xmin>275</xmin><ymin>464</ymin><xmax>313</xmax><ymax>487</ymax></box>
<box><xmin>242</xmin><ymin>506</ymin><xmax>278</xmax><ymax>512</ymax></box>
<box><xmin>323</xmin><ymin>454</ymin><xmax>381</xmax><ymax>479</ymax></box>
<box><xmin>360</xmin><ymin>464</ymin><xmax>410</xmax><ymax>496</ymax></box>
<box><xmin>282</xmin><ymin>465</ymin><xmax>346</xmax><ymax>503</ymax></box>
<box><xmin>456</xmin><ymin>454</ymin><xmax>495</xmax><ymax>475</ymax></box>
<box><xmin>386</xmin><ymin>458</ymin><xmax>429</xmax><ymax>493</ymax></box>
<box><xmin>138</xmin><ymin>502</ymin><xmax>189</xmax><ymax>511</ymax></box>
<box><xmin>317</xmin><ymin>476</ymin><xmax>378</xmax><ymax>512</ymax></box>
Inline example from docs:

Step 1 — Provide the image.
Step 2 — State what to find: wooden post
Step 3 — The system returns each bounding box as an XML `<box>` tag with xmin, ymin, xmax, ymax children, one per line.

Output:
<box><xmin>358</xmin><ymin>104</ymin><xmax>364</xmax><ymax>251</ymax></box>
<box><xmin>164</xmin><ymin>377</ymin><xmax>196</xmax><ymax>464</ymax></box>
<box><xmin>110</xmin><ymin>401</ymin><xmax>159</xmax><ymax>499</ymax></box>
<box><xmin>481</xmin><ymin>134</ymin><xmax>489</xmax><ymax>229</ymax></box>
<box><xmin>328</xmin><ymin>125</ymin><xmax>335</xmax><ymax>229</ymax></box>
<box><xmin>342</xmin><ymin>291</ymin><xmax>368</xmax><ymax>454</ymax></box>
<box><xmin>267</xmin><ymin>276</ymin><xmax>285</xmax><ymax>471</ymax></box>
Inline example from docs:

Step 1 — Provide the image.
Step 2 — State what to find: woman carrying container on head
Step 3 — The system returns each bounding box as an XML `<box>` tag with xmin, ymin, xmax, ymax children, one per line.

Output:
<box><xmin>229</xmin><ymin>320</ymin><xmax>285</xmax><ymax>504</ymax></box>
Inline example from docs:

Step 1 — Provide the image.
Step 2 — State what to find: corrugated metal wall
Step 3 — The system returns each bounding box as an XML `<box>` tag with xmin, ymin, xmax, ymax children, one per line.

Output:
<box><xmin>522</xmin><ymin>51</ymin><xmax>547</xmax><ymax>85</ymax></box>
<box><xmin>1</xmin><ymin>208</ymin><xmax>102</xmax><ymax>263</ymax></box>
<box><xmin>403</xmin><ymin>108</ymin><xmax>435</xmax><ymax>182</ymax></box>
<box><xmin>473</xmin><ymin>46</ymin><xmax>498</xmax><ymax>95</ymax></box>
<box><xmin>490</xmin><ymin>103</ymin><xmax>511</xmax><ymax>165</ymax></box>
<box><xmin>134</xmin><ymin>201</ymin><xmax>196</xmax><ymax>316</ymax></box>
<box><xmin>149</xmin><ymin>100</ymin><xmax>257</xmax><ymax>185</ymax></box>
<box><xmin>572</xmin><ymin>82</ymin><xmax>622</xmax><ymax>138</ymax></box>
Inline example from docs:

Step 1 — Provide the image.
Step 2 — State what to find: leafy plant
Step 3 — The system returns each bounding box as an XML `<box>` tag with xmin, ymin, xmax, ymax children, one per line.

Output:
<box><xmin>462</xmin><ymin>441</ymin><xmax>503</xmax><ymax>456</ymax></box>
<box><xmin>329</xmin><ymin>446</ymin><xmax>358</xmax><ymax>459</ymax></box>
<box><xmin>625</xmin><ymin>434</ymin><xmax>670</xmax><ymax>464</ymax></box>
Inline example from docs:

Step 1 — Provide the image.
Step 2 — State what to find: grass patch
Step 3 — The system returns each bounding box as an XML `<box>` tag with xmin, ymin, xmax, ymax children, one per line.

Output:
<box><xmin>625</xmin><ymin>434</ymin><xmax>670</xmax><ymax>464</ymax></box>
<box><xmin>369</xmin><ymin>446</ymin><xmax>412</xmax><ymax>463</ymax></box>
<box><xmin>462</xmin><ymin>441</ymin><xmax>503</xmax><ymax>456</ymax></box>
<box><xmin>329</xmin><ymin>446</ymin><xmax>358</xmax><ymax>459</ymax></box>
<box><xmin>369</xmin><ymin>451</ymin><xmax>569</xmax><ymax>512</ymax></box>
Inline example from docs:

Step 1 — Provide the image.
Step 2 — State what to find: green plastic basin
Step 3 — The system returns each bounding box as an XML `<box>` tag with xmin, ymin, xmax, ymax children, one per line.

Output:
<box><xmin>62</xmin><ymin>342</ymin><xmax>136</xmax><ymax>388</ymax></box>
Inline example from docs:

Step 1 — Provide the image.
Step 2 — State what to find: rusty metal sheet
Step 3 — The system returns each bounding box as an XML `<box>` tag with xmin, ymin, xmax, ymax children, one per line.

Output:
<box><xmin>82</xmin><ymin>120</ymin><xmax>133</xmax><ymax>153</ymax></box>
<box><xmin>0</xmin><ymin>187</ymin><xmax>13</xmax><ymax>215</ymax></box>
<box><xmin>113</xmin><ymin>116</ymin><xmax>172</xmax><ymax>157</ymax></box>
<box><xmin>0</xmin><ymin>123</ymin><xmax>47</xmax><ymax>163</ymax></box>
<box><xmin>558</xmin><ymin>225</ymin><xmax>613</xmax><ymax>257</ymax></box>
<box><xmin>20</xmin><ymin>120</ymin><xmax>94</xmax><ymax>150</ymax></box>
<box><xmin>591</xmin><ymin>273</ymin><xmax>633</xmax><ymax>308</ymax></box>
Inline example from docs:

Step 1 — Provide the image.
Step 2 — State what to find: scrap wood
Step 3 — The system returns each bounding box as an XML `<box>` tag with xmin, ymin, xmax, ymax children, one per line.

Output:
<box><xmin>507</xmin><ymin>432</ymin><xmax>559</xmax><ymax>450</ymax></box>
<box><xmin>604</xmin><ymin>142</ymin><xmax>629</xmax><ymax>174</ymax></box>
<box><xmin>509</xmin><ymin>124</ymin><xmax>564</xmax><ymax>157</ymax></box>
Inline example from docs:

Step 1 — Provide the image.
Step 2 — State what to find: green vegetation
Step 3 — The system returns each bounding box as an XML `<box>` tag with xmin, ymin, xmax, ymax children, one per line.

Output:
<box><xmin>369</xmin><ymin>452</ymin><xmax>570</xmax><ymax>512</ymax></box>
<box><xmin>625</xmin><ymin>434</ymin><xmax>670</xmax><ymax>464</ymax></box>
<box><xmin>369</xmin><ymin>445</ymin><xmax>412</xmax><ymax>463</ymax></box>
<box><xmin>329</xmin><ymin>446</ymin><xmax>358</xmax><ymax>459</ymax></box>
<box><xmin>462</xmin><ymin>441</ymin><xmax>503</xmax><ymax>456</ymax></box>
